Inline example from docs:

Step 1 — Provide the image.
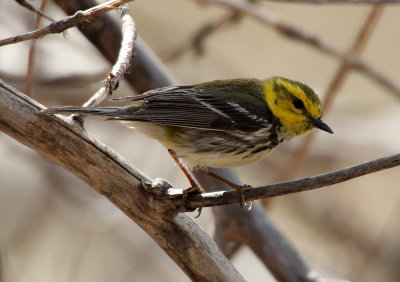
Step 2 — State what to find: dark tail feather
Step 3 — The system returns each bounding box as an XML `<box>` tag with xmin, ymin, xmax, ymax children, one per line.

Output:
<box><xmin>42</xmin><ymin>106</ymin><xmax>138</xmax><ymax>118</ymax></box>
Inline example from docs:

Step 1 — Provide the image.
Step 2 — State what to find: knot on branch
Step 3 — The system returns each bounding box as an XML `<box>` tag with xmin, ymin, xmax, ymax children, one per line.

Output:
<box><xmin>141</xmin><ymin>178</ymin><xmax>195</xmax><ymax>214</ymax></box>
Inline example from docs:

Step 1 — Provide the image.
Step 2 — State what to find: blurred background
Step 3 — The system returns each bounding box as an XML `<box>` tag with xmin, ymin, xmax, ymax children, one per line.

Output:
<box><xmin>1</xmin><ymin>1</ymin><xmax>400</xmax><ymax>281</ymax></box>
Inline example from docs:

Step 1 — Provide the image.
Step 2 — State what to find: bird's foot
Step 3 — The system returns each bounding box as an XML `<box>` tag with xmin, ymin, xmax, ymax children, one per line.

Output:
<box><xmin>233</xmin><ymin>184</ymin><xmax>253</xmax><ymax>209</ymax></box>
<box><xmin>182</xmin><ymin>185</ymin><xmax>205</xmax><ymax>199</ymax></box>
<box><xmin>183</xmin><ymin>185</ymin><xmax>205</xmax><ymax>218</ymax></box>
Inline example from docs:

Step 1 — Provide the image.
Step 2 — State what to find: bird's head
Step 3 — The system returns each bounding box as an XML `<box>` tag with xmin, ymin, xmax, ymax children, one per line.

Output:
<box><xmin>263</xmin><ymin>77</ymin><xmax>333</xmax><ymax>138</ymax></box>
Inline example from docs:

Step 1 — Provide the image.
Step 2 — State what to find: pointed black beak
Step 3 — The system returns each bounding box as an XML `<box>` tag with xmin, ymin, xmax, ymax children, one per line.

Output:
<box><xmin>311</xmin><ymin>118</ymin><xmax>333</xmax><ymax>134</ymax></box>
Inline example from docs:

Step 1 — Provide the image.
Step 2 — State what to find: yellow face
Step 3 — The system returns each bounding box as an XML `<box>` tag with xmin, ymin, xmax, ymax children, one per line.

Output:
<box><xmin>262</xmin><ymin>77</ymin><xmax>329</xmax><ymax>136</ymax></box>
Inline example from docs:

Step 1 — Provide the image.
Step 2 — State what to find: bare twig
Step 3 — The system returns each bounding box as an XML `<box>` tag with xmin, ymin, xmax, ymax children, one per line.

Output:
<box><xmin>277</xmin><ymin>6</ymin><xmax>384</xmax><ymax>183</ymax></box>
<box><xmin>175</xmin><ymin>153</ymin><xmax>400</xmax><ymax>209</ymax></box>
<box><xmin>15</xmin><ymin>0</ymin><xmax>54</xmax><ymax>22</ymax></box>
<box><xmin>72</xmin><ymin>5</ymin><xmax>137</xmax><ymax>123</ymax></box>
<box><xmin>196</xmin><ymin>0</ymin><xmax>400</xmax><ymax>100</ymax></box>
<box><xmin>0</xmin><ymin>0</ymin><xmax>133</xmax><ymax>47</ymax></box>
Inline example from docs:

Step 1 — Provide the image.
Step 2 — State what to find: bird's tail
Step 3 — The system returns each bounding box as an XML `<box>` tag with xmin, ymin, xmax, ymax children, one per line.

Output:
<box><xmin>43</xmin><ymin>106</ymin><xmax>139</xmax><ymax>119</ymax></box>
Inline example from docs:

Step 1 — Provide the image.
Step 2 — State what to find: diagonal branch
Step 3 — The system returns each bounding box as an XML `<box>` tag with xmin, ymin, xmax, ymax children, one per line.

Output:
<box><xmin>0</xmin><ymin>0</ymin><xmax>133</xmax><ymax>47</ymax></box>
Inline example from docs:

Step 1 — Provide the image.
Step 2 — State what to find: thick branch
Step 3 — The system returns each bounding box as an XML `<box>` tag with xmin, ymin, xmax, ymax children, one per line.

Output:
<box><xmin>0</xmin><ymin>80</ymin><xmax>245</xmax><ymax>281</ymax></box>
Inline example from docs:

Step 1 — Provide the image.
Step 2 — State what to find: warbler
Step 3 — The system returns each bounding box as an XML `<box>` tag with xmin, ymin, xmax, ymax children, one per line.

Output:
<box><xmin>45</xmin><ymin>77</ymin><xmax>333</xmax><ymax>204</ymax></box>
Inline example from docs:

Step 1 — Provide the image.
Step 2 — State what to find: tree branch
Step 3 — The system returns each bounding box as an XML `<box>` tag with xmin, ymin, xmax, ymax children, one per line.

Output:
<box><xmin>175</xmin><ymin>153</ymin><xmax>400</xmax><ymax>209</ymax></box>
<box><xmin>0</xmin><ymin>0</ymin><xmax>133</xmax><ymax>47</ymax></box>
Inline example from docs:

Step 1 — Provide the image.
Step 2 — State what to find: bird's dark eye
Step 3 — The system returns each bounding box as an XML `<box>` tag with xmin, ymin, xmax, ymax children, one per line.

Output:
<box><xmin>293</xmin><ymin>98</ymin><xmax>304</xmax><ymax>110</ymax></box>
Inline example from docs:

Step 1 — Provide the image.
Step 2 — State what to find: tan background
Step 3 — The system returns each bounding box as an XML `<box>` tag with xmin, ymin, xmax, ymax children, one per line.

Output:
<box><xmin>0</xmin><ymin>1</ymin><xmax>399</xmax><ymax>281</ymax></box>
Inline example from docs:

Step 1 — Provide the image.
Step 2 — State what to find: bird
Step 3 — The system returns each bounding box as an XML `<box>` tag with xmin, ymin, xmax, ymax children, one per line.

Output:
<box><xmin>44</xmin><ymin>77</ymin><xmax>333</xmax><ymax>207</ymax></box>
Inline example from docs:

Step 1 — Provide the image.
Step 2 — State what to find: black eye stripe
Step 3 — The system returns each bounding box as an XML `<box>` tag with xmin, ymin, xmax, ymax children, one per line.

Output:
<box><xmin>273</xmin><ymin>82</ymin><xmax>307</xmax><ymax>110</ymax></box>
<box><xmin>293</xmin><ymin>98</ymin><xmax>304</xmax><ymax>110</ymax></box>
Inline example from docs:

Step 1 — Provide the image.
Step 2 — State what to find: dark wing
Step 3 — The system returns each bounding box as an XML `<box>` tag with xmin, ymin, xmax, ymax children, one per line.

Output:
<box><xmin>114</xmin><ymin>81</ymin><xmax>275</xmax><ymax>133</ymax></box>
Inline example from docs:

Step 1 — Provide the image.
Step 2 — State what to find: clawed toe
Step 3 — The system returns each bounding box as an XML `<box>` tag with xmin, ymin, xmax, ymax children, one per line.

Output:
<box><xmin>234</xmin><ymin>184</ymin><xmax>252</xmax><ymax>208</ymax></box>
<box><xmin>182</xmin><ymin>185</ymin><xmax>205</xmax><ymax>217</ymax></box>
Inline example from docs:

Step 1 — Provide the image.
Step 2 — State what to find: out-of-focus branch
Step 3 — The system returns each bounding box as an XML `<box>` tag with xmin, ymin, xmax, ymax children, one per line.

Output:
<box><xmin>195</xmin><ymin>169</ymin><xmax>321</xmax><ymax>281</ymax></box>
<box><xmin>162</xmin><ymin>0</ymin><xmax>258</xmax><ymax>61</ymax></box>
<box><xmin>196</xmin><ymin>0</ymin><xmax>400</xmax><ymax>101</ymax></box>
<box><xmin>25</xmin><ymin>0</ymin><xmax>51</xmax><ymax>97</ymax></box>
<box><xmin>276</xmin><ymin>6</ymin><xmax>384</xmax><ymax>183</ymax></box>
<box><xmin>0</xmin><ymin>79</ymin><xmax>245</xmax><ymax>282</ymax></box>
<box><xmin>73</xmin><ymin>5</ymin><xmax>137</xmax><ymax>123</ymax></box>
<box><xmin>162</xmin><ymin>11</ymin><xmax>242</xmax><ymax>61</ymax></box>
<box><xmin>0</xmin><ymin>0</ymin><xmax>133</xmax><ymax>47</ymax></box>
